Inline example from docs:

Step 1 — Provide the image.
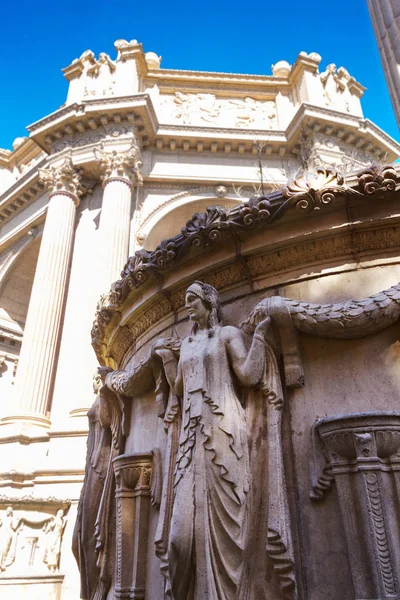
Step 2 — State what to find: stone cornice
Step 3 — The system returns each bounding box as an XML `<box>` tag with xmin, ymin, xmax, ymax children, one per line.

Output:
<box><xmin>25</xmin><ymin>94</ymin><xmax>400</xmax><ymax>163</ymax></box>
<box><xmin>145</xmin><ymin>67</ymin><xmax>290</xmax><ymax>88</ymax></box>
<box><xmin>0</xmin><ymin>160</ymin><xmax>47</xmax><ymax>226</ymax></box>
<box><xmin>0</xmin><ymin>137</ymin><xmax>44</xmax><ymax>167</ymax></box>
<box><xmin>27</xmin><ymin>95</ymin><xmax>157</xmax><ymax>153</ymax></box>
<box><xmin>286</xmin><ymin>104</ymin><xmax>399</xmax><ymax>159</ymax></box>
<box><xmin>91</xmin><ymin>164</ymin><xmax>400</xmax><ymax>365</ymax></box>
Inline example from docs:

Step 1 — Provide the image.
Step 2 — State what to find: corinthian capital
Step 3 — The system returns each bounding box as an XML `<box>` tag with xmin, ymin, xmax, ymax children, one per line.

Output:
<box><xmin>39</xmin><ymin>158</ymin><xmax>84</xmax><ymax>202</ymax></box>
<box><xmin>95</xmin><ymin>142</ymin><xmax>143</xmax><ymax>187</ymax></box>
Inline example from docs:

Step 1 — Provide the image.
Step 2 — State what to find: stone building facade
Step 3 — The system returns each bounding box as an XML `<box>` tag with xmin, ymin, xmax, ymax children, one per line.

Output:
<box><xmin>0</xmin><ymin>39</ymin><xmax>399</xmax><ymax>599</ymax></box>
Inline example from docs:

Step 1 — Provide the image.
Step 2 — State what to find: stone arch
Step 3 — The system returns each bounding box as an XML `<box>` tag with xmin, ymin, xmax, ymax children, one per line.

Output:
<box><xmin>0</xmin><ymin>233</ymin><xmax>42</xmax><ymax>330</ymax></box>
<box><xmin>138</xmin><ymin>193</ymin><xmax>243</xmax><ymax>250</ymax></box>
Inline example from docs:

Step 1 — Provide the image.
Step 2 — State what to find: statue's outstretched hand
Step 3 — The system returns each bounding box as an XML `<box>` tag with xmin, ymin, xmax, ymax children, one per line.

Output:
<box><xmin>97</xmin><ymin>366</ymin><xmax>113</xmax><ymax>384</ymax></box>
<box><xmin>254</xmin><ymin>316</ymin><xmax>271</xmax><ymax>338</ymax></box>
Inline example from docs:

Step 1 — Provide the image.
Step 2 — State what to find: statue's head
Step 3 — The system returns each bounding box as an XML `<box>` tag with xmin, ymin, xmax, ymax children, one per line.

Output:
<box><xmin>93</xmin><ymin>371</ymin><xmax>102</xmax><ymax>395</ymax></box>
<box><xmin>185</xmin><ymin>281</ymin><xmax>221</xmax><ymax>337</ymax></box>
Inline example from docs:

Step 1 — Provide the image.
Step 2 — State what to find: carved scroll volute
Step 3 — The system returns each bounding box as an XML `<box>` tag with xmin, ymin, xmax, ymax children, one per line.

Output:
<box><xmin>312</xmin><ymin>413</ymin><xmax>400</xmax><ymax>600</ymax></box>
<box><xmin>112</xmin><ymin>453</ymin><xmax>153</xmax><ymax>600</ymax></box>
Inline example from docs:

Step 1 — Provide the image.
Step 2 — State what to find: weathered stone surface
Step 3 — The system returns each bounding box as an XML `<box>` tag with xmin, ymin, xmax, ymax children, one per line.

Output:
<box><xmin>1</xmin><ymin>35</ymin><xmax>400</xmax><ymax>600</ymax></box>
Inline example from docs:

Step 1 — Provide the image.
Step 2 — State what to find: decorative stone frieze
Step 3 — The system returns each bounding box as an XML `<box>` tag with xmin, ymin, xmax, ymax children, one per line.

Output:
<box><xmin>159</xmin><ymin>92</ymin><xmax>278</xmax><ymax>129</ymax></box>
<box><xmin>91</xmin><ymin>164</ymin><xmax>400</xmax><ymax>364</ymax></box>
<box><xmin>0</xmin><ymin>499</ymin><xmax>69</xmax><ymax>575</ymax></box>
<box><xmin>52</xmin><ymin>124</ymin><xmax>134</xmax><ymax>154</ymax></box>
<box><xmin>310</xmin><ymin>413</ymin><xmax>400</xmax><ymax>600</ymax></box>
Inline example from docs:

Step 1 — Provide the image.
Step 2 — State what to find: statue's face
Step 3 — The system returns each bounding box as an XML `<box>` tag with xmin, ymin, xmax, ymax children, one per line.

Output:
<box><xmin>185</xmin><ymin>292</ymin><xmax>209</xmax><ymax>323</ymax></box>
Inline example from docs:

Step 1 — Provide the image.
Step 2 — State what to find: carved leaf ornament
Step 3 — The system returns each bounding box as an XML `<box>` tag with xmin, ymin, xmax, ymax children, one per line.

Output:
<box><xmin>282</xmin><ymin>168</ymin><xmax>345</xmax><ymax>211</ymax></box>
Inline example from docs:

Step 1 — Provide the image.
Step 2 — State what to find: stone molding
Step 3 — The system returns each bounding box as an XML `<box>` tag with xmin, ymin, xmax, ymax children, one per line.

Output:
<box><xmin>136</xmin><ymin>185</ymin><xmax>244</xmax><ymax>234</ymax></box>
<box><xmin>0</xmin><ymin>163</ymin><xmax>46</xmax><ymax>227</ymax></box>
<box><xmin>25</xmin><ymin>93</ymin><xmax>399</xmax><ymax>161</ymax></box>
<box><xmin>113</xmin><ymin>165</ymin><xmax>398</xmax><ymax>299</ymax></box>
<box><xmin>52</xmin><ymin>123</ymin><xmax>135</xmax><ymax>154</ymax></box>
<box><xmin>91</xmin><ymin>164</ymin><xmax>400</xmax><ymax>364</ymax></box>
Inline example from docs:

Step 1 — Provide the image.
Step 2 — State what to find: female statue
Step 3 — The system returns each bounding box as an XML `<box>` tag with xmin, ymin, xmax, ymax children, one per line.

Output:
<box><xmin>152</xmin><ymin>281</ymin><xmax>276</xmax><ymax>600</ymax></box>
<box><xmin>44</xmin><ymin>509</ymin><xmax>67</xmax><ymax>572</ymax></box>
<box><xmin>72</xmin><ymin>368</ymin><xmax>122</xmax><ymax>600</ymax></box>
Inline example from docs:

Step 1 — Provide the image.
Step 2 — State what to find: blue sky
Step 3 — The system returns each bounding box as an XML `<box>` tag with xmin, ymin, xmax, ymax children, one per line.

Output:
<box><xmin>1</xmin><ymin>0</ymin><xmax>398</xmax><ymax>150</ymax></box>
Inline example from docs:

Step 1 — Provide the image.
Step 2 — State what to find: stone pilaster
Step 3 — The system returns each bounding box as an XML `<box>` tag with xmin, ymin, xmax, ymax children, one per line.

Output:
<box><xmin>1</xmin><ymin>158</ymin><xmax>83</xmax><ymax>431</ymax></box>
<box><xmin>112</xmin><ymin>453</ymin><xmax>153</xmax><ymax>600</ymax></box>
<box><xmin>95</xmin><ymin>143</ymin><xmax>142</xmax><ymax>291</ymax></box>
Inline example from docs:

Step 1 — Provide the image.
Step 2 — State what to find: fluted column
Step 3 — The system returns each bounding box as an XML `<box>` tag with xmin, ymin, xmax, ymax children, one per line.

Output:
<box><xmin>95</xmin><ymin>143</ymin><xmax>142</xmax><ymax>291</ymax></box>
<box><xmin>367</xmin><ymin>0</ymin><xmax>400</xmax><ymax>128</ymax></box>
<box><xmin>1</xmin><ymin>158</ymin><xmax>83</xmax><ymax>430</ymax></box>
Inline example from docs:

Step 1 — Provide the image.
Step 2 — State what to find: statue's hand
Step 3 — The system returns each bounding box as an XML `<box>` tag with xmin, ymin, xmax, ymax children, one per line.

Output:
<box><xmin>97</xmin><ymin>366</ymin><xmax>113</xmax><ymax>384</ymax></box>
<box><xmin>255</xmin><ymin>316</ymin><xmax>271</xmax><ymax>338</ymax></box>
<box><xmin>151</xmin><ymin>338</ymin><xmax>167</xmax><ymax>358</ymax></box>
<box><xmin>151</xmin><ymin>337</ymin><xmax>180</xmax><ymax>360</ymax></box>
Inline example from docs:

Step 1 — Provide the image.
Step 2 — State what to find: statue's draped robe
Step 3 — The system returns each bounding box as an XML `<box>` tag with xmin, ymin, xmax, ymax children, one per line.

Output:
<box><xmin>168</xmin><ymin>328</ymin><xmax>249</xmax><ymax>600</ymax></box>
<box><xmin>72</xmin><ymin>396</ymin><xmax>110</xmax><ymax>600</ymax></box>
<box><xmin>160</xmin><ymin>329</ymin><xmax>296</xmax><ymax>600</ymax></box>
<box><xmin>72</xmin><ymin>389</ymin><xmax>122</xmax><ymax>600</ymax></box>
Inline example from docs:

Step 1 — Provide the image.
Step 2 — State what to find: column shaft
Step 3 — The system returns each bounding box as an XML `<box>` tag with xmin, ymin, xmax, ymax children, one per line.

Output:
<box><xmin>98</xmin><ymin>178</ymin><xmax>132</xmax><ymax>290</ymax></box>
<box><xmin>1</xmin><ymin>158</ymin><xmax>83</xmax><ymax>431</ymax></box>
<box><xmin>8</xmin><ymin>193</ymin><xmax>76</xmax><ymax>425</ymax></box>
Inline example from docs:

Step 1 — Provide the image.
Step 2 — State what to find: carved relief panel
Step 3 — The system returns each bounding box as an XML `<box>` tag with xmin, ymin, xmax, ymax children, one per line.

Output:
<box><xmin>158</xmin><ymin>92</ymin><xmax>277</xmax><ymax>129</ymax></box>
<box><xmin>0</xmin><ymin>500</ymin><xmax>69</xmax><ymax>576</ymax></box>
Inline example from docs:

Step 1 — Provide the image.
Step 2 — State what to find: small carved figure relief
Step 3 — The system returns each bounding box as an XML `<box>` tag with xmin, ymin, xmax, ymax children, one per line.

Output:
<box><xmin>0</xmin><ymin>507</ymin><xmax>22</xmax><ymax>571</ymax></box>
<box><xmin>43</xmin><ymin>509</ymin><xmax>67</xmax><ymax>572</ymax></box>
<box><xmin>228</xmin><ymin>97</ymin><xmax>276</xmax><ymax>128</ymax></box>
<box><xmin>320</xmin><ymin>63</ymin><xmax>338</xmax><ymax>107</ymax></box>
<box><xmin>72</xmin><ymin>368</ymin><xmax>124</xmax><ymax>600</ymax></box>
<box><xmin>320</xmin><ymin>64</ymin><xmax>357</xmax><ymax>113</ymax></box>
<box><xmin>84</xmin><ymin>52</ymin><xmax>116</xmax><ymax>98</ymax></box>
<box><xmin>0</xmin><ymin>504</ymin><xmax>69</xmax><ymax>574</ymax></box>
